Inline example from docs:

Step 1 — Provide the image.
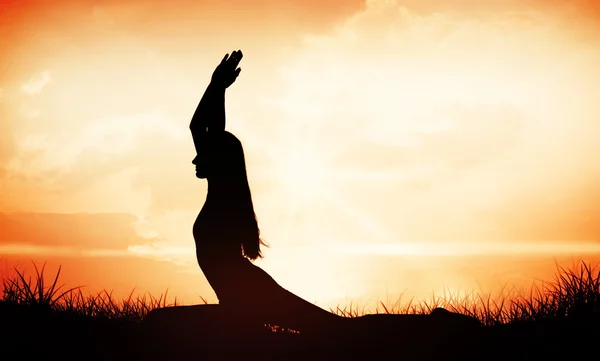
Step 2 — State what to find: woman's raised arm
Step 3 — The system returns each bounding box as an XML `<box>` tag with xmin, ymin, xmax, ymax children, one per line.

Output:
<box><xmin>189</xmin><ymin>50</ymin><xmax>243</xmax><ymax>134</ymax></box>
<box><xmin>189</xmin><ymin>82</ymin><xmax>225</xmax><ymax>133</ymax></box>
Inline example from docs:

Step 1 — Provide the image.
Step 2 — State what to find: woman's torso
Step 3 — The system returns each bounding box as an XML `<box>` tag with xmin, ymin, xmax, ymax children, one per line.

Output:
<box><xmin>193</xmin><ymin>206</ymin><xmax>242</xmax><ymax>259</ymax></box>
<box><xmin>193</xmin><ymin>204</ymin><xmax>254</xmax><ymax>302</ymax></box>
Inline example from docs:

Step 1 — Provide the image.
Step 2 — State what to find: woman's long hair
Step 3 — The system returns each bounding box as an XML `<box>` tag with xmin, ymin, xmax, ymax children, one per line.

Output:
<box><xmin>209</xmin><ymin>131</ymin><xmax>268</xmax><ymax>260</ymax></box>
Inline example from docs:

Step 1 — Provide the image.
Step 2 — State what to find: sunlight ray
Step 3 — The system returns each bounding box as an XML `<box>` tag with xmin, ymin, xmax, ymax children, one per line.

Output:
<box><xmin>240</xmin><ymin>120</ymin><xmax>405</xmax><ymax>246</ymax></box>
<box><xmin>327</xmin><ymin>192</ymin><xmax>390</xmax><ymax>240</ymax></box>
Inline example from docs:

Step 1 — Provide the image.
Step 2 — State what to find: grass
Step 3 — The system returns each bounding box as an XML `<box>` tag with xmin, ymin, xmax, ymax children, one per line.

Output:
<box><xmin>1</xmin><ymin>262</ymin><xmax>180</xmax><ymax>323</ymax></box>
<box><xmin>1</xmin><ymin>260</ymin><xmax>599</xmax><ymax>360</ymax></box>
<box><xmin>1</xmin><ymin>260</ymin><xmax>599</xmax><ymax>325</ymax></box>
<box><xmin>335</xmin><ymin>260</ymin><xmax>600</xmax><ymax>327</ymax></box>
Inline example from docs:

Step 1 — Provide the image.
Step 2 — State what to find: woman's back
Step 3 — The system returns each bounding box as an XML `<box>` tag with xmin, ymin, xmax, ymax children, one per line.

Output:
<box><xmin>193</xmin><ymin>205</ymin><xmax>271</xmax><ymax>305</ymax></box>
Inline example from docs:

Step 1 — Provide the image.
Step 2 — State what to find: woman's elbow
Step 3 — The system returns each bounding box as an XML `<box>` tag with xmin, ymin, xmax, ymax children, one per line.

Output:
<box><xmin>190</xmin><ymin>122</ymin><xmax>207</xmax><ymax>133</ymax></box>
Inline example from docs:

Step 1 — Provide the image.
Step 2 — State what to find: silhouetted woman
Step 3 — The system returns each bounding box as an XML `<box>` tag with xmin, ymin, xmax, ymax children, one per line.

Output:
<box><xmin>188</xmin><ymin>50</ymin><xmax>345</xmax><ymax>334</ymax></box>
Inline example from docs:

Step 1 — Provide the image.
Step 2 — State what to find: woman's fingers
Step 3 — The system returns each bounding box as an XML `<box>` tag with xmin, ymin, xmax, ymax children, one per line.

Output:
<box><xmin>212</xmin><ymin>50</ymin><xmax>242</xmax><ymax>87</ymax></box>
<box><xmin>221</xmin><ymin>50</ymin><xmax>242</xmax><ymax>65</ymax></box>
<box><xmin>229</xmin><ymin>50</ymin><xmax>243</xmax><ymax>67</ymax></box>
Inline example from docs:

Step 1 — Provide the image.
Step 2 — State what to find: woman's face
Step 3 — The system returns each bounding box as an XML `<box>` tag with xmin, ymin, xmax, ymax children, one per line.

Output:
<box><xmin>192</xmin><ymin>134</ymin><xmax>241</xmax><ymax>179</ymax></box>
<box><xmin>192</xmin><ymin>152</ymin><xmax>209</xmax><ymax>179</ymax></box>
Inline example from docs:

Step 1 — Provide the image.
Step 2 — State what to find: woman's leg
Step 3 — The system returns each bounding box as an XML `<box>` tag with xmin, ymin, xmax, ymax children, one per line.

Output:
<box><xmin>238</xmin><ymin>262</ymin><xmax>348</xmax><ymax>335</ymax></box>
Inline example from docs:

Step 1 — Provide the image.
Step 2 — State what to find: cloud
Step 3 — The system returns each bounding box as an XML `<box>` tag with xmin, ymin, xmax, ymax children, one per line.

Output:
<box><xmin>0</xmin><ymin>211</ymin><xmax>198</xmax><ymax>267</ymax></box>
<box><xmin>9</xmin><ymin>109</ymin><xmax>184</xmax><ymax>173</ymax></box>
<box><xmin>3</xmin><ymin>0</ymin><xmax>600</xmax><ymax>249</ymax></box>
<box><xmin>0</xmin><ymin>211</ymin><xmax>202</xmax><ymax>295</ymax></box>
<box><xmin>333</xmin><ymin>241</ymin><xmax>600</xmax><ymax>256</ymax></box>
<box><xmin>20</xmin><ymin>71</ymin><xmax>52</xmax><ymax>95</ymax></box>
<box><xmin>0</xmin><ymin>104</ymin><xmax>17</xmax><ymax>180</ymax></box>
<box><xmin>0</xmin><ymin>243</ymin><xmax>130</xmax><ymax>257</ymax></box>
<box><xmin>257</xmin><ymin>0</ymin><xmax>600</xmax><ymax>244</ymax></box>
<box><xmin>0</xmin><ymin>212</ymin><xmax>151</xmax><ymax>248</ymax></box>
<box><xmin>475</xmin><ymin>177</ymin><xmax>600</xmax><ymax>242</ymax></box>
<box><xmin>0</xmin><ymin>107</ymin><xmax>198</xmax><ymax>213</ymax></box>
<box><xmin>127</xmin><ymin>242</ymin><xmax>194</xmax><ymax>267</ymax></box>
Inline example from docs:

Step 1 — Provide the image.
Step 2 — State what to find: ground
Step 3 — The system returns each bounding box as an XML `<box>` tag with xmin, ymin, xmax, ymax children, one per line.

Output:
<box><xmin>2</xmin><ymin>302</ymin><xmax>597</xmax><ymax>361</ymax></box>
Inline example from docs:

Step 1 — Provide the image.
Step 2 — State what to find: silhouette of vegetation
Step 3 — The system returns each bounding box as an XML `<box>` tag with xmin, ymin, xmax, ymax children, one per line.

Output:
<box><xmin>1</xmin><ymin>261</ymin><xmax>179</xmax><ymax>322</ymax></box>
<box><xmin>1</xmin><ymin>259</ymin><xmax>598</xmax><ymax>360</ymax></box>
<box><xmin>2</xmin><ymin>260</ymin><xmax>599</xmax><ymax>323</ymax></box>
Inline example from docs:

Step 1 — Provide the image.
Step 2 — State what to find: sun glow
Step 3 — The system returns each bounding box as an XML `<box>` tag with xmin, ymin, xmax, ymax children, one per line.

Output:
<box><xmin>272</xmin><ymin>143</ymin><xmax>330</xmax><ymax>196</ymax></box>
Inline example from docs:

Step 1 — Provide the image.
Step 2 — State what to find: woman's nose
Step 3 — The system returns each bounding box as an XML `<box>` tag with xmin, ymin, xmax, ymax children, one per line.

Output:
<box><xmin>192</xmin><ymin>156</ymin><xmax>198</xmax><ymax>165</ymax></box>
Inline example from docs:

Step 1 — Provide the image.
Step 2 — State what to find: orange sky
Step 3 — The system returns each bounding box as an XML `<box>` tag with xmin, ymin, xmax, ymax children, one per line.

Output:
<box><xmin>1</xmin><ymin>0</ymin><xmax>600</xmax><ymax>310</ymax></box>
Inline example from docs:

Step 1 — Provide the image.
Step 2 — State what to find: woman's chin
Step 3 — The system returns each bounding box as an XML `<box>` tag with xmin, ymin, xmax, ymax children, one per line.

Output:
<box><xmin>196</xmin><ymin>172</ymin><xmax>207</xmax><ymax>179</ymax></box>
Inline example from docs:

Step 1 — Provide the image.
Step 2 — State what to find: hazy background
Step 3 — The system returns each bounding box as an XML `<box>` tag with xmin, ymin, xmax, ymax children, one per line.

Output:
<box><xmin>1</xmin><ymin>0</ymin><xmax>599</xmax><ymax>310</ymax></box>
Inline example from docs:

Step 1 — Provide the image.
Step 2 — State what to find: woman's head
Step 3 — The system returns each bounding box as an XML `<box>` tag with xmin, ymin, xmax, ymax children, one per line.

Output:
<box><xmin>192</xmin><ymin>131</ymin><xmax>268</xmax><ymax>260</ymax></box>
<box><xmin>192</xmin><ymin>131</ymin><xmax>246</xmax><ymax>180</ymax></box>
